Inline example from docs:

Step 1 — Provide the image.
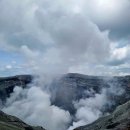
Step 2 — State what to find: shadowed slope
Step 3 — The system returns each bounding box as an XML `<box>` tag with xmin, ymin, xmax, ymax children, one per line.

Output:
<box><xmin>0</xmin><ymin>111</ymin><xmax>45</xmax><ymax>130</ymax></box>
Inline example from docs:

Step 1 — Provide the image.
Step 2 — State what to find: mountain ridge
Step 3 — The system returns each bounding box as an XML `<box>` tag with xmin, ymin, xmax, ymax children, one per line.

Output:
<box><xmin>74</xmin><ymin>100</ymin><xmax>130</xmax><ymax>130</ymax></box>
<box><xmin>0</xmin><ymin>73</ymin><xmax>130</xmax><ymax>114</ymax></box>
<box><xmin>0</xmin><ymin>110</ymin><xmax>45</xmax><ymax>130</ymax></box>
<box><xmin>0</xmin><ymin>73</ymin><xmax>130</xmax><ymax>130</ymax></box>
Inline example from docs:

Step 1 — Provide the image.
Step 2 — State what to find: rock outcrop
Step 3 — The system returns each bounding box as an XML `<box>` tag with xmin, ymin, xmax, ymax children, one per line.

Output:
<box><xmin>0</xmin><ymin>110</ymin><xmax>45</xmax><ymax>130</ymax></box>
<box><xmin>0</xmin><ymin>75</ymin><xmax>32</xmax><ymax>101</ymax></box>
<box><xmin>74</xmin><ymin>100</ymin><xmax>130</xmax><ymax>130</ymax></box>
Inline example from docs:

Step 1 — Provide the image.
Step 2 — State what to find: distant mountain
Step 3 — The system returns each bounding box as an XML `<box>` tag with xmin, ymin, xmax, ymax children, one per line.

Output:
<box><xmin>0</xmin><ymin>75</ymin><xmax>32</xmax><ymax>101</ymax></box>
<box><xmin>74</xmin><ymin>100</ymin><xmax>130</xmax><ymax>130</ymax></box>
<box><xmin>0</xmin><ymin>110</ymin><xmax>45</xmax><ymax>130</ymax></box>
<box><xmin>0</xmin><ymin>73</ymin><xmax>130</xmax><ymax>115</ymax></box>
<box><xmin>0</xmin><ymin>73</ymin><xmax>130</xmax><ymax>130</ymax></box>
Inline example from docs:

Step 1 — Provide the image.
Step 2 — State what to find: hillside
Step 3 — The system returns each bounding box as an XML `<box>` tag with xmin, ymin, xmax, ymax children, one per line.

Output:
<box><xmin>74</xmin><ymin>100</ymin><xmax>130</xmax><ymax>130</ymax></box>
<box><xmin>0</xmin><ymin>110</ymin><xmax>45</xmax><ymax>130</ymax></box>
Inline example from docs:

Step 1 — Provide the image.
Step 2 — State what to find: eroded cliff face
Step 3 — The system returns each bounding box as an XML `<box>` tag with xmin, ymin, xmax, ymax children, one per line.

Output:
<box><xmin>74</xmin><ymin>100</ymin><xmax>130</xmax><ymax>130</ymax></box>
<box><xmin>0</xmin><ymin>110</ymin><xmax>45</xmax><ymax>130</ymax></box>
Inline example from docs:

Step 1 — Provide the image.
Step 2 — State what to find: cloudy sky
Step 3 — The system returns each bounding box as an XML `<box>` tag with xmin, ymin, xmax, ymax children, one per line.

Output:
<box><xmin>0</xmin><ymin>0</ymin><xmax>130</xmax><ymax>76</ymax></box>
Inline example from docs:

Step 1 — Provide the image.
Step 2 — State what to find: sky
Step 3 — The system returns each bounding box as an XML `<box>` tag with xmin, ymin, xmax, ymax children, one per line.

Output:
<box><xmin>0</xmin><ymin>0</ymin><xmax>130</xmax><ymax>76</ymax></box>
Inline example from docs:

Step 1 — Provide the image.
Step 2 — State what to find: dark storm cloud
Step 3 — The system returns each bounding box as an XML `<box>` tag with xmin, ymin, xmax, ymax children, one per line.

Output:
<box><xmin>83</xmin><ymin>0</ymin><xmax>130</xmax><ymax>40</ymax></box>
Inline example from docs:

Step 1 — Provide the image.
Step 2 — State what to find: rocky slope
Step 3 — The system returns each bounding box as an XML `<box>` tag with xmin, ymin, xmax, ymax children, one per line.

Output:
<box><xmin>0</xmin><ymin>110</ymin><xmax>45</xmax><ymax>130</ymax></box>
<box><xmin>74</xmin><ymin>100</ymin><xmax>130</xmax><ymax>130</ymax></box>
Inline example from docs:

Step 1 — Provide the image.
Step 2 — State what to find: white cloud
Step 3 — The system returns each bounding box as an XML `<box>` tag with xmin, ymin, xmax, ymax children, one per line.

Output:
<box><xmin>0</xmin><ymin>0</ymin><xmax>111</xmax><ymax>76</ymax></box>
<box><xmin>0</xmin><ymin>0</ymin><xmax>129</xmax><ymax>76</ymax></box>
<box><xmin>112</xmin><ymin>46</ymin><xmax>128</xmax><ymax>60</ymax></box>
<box><xmin>107</xmin><ymin>43</ymin><xmax>130</xmax><ymax>67</ymax></box>
<box><xmin>5</xmin><ymin>65</ymin><xmax>12</xmax><ymax>69</ymax></box>
<box><xmin>3</xmin><ymin>86</ymin><xmax>71</xmax><ymax>130</ymax></box>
